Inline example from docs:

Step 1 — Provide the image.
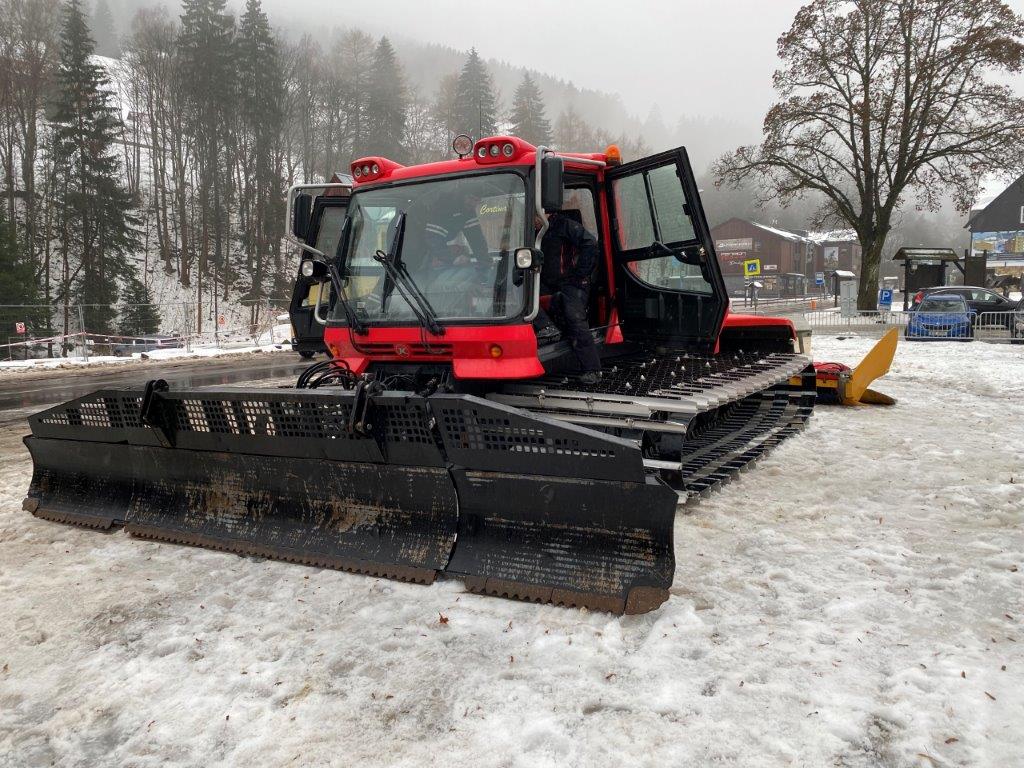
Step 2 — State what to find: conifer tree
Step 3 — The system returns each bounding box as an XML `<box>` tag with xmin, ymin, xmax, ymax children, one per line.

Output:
<box><xmin>92</xmin><ymin>0</ymin><xmax>119</xmax><ymax>57</ymax></box>
<box><xmin>118</xmin><ymin>274</ymin><xmax>161</xmax><ymax>336</ymax></box>
<box><xmin>50</xmin><ymin>0</ymin><xmax>140</xmax><ymax>335</ymax></box>
<box><xmin>178</xmin><ymin>0</ymin><xmax>236</xmax><ymax>320</ymax></box>
<box><xmin>0</xmin><ymin>205</ymin><xmax>42</xmax><ymax>308</ymax></box>
<box><xmin>235</xmin><ymin>0</ymin><xmax>284</xmax><ymax>307</ymax></box>
<box><xmin>365</xmin><ymin>36</ymin><xmax>408</xmax><ymax>161</ymax></box>
<box><xmin>453</xmin><ymin>48</ymin><xmax>497</xmax><ymax>138</ymax></box>
<box><xmin>508</xmin><ymin>72</ymin><xmax>552</xmax><ymax>146</ymax></box>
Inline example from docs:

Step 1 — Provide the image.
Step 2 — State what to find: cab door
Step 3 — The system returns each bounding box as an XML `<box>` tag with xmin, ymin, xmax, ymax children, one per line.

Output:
<box><xmin>289</xmin><ymin>195</ymin><xmax>350</xmax><ymax>353</ymax></box>
<box><xmin>605</xmin><ymin>147</ymin><xmax>728</xmax><ymax>349</ymax></box>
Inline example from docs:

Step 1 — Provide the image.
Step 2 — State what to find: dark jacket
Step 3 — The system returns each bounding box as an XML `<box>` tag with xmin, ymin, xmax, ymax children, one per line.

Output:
<box><xmin>540</xmin><ymin>213</ymin><xmax>599</xmax><ymax>291</ymax></box>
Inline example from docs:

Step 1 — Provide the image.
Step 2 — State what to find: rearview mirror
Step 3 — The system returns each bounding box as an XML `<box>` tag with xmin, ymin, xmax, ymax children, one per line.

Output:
<box><xmin>292</xmin><ymin>193</ymin><xmax>313</xmax><ymax>241</ymax></box>
<box><xmin>540</xmin><ymin>155</ymin><xmax>564</xmax><ymax>212</ymax></box>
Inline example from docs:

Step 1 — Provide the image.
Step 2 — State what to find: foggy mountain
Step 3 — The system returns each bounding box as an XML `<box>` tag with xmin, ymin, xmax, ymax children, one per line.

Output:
<box><xmin>97</xmin><ymin>0</ymin><xmax>761</xmax><ymax>171</ymax></box>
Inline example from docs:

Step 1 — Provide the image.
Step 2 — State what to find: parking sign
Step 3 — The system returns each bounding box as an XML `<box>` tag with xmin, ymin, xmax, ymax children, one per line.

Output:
<box><xmin>743</xmin><ymin>258</ymin><xmax>761</xmax><ymax>277</ymax></box>
<box><xmin>878</xmin><ymin>288</ymin><xmax>893</xmax><ymax>310</ymax></box>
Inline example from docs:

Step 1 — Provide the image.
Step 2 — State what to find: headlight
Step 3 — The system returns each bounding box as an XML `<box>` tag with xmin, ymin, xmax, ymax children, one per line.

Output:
<box><xmin>300</xmin><ymin>260</ymin><xmax>315</xmax><ymax>277</ymax></box>
<box><xmin>514</xmin><ymin>248</ymin><xmax>533</xmax><ymax>269</ymax></box>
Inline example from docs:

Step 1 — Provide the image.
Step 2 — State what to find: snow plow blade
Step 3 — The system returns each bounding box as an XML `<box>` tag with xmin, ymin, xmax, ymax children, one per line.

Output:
<box><xmin>22</xmin><ymin>386</ymin><xmax>677</xmax><ymax>614</ymax></box>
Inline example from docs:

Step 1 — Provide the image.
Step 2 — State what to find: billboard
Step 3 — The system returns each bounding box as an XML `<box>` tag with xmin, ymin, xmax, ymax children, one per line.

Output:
<box><xmin>716</xmin><ymin>238</ymin><xmax>753</xmax><ymax>252</ymax></box>
<box><xmin>971</xmin><ymin>230</ymin><xmax>1024</xmax><ymax>256</ymax></box>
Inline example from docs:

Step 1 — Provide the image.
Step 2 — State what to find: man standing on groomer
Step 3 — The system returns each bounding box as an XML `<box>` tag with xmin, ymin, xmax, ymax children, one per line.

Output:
<box><xmin>533</xmin><ymin>212</ymin><xmax>602</xmax><ymax>384</ymax></box>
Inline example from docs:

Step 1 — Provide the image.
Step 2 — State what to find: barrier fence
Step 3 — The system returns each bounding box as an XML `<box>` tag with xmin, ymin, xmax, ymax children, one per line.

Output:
<box><xmin>1</xmin><ymin>300</ymin><xmax>292</xmax><ymax>362</ymax></box>
<box><xmin>792</xmin><ymin>308</ymin><xmax>1024</xmax><ymax>342</ymax></box>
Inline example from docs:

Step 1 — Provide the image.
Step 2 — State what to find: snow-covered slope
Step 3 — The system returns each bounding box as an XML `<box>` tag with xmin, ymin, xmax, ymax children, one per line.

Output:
<box><xmin>0</xmin><ymin>337</ymin><xmax>1021</xmax><ymax>767</ymax></box>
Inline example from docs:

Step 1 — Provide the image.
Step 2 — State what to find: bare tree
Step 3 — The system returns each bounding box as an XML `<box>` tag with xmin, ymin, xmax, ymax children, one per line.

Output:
<box><xmin>714</xmin><ymin>0</ymin><xmax>1024</xmax><ymax>309</ymax></box>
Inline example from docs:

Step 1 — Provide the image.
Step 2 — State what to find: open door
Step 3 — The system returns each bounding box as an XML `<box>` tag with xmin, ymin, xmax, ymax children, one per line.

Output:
<box><xmin>289</xmin><ymin>194</ymin><xmax>351</xmax><ymax>355</ymax></box>
<box><xmin>605</xmin><ymin>147</ymin><xmax>728</xmax><ymax>350</ymax></box>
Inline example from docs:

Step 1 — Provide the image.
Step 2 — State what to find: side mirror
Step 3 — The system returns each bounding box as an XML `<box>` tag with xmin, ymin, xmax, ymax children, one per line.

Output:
<box><xmin>540</xmin><ymin>155</ymin><xmax>564</xmax><ymax>212</ymax></box>
<box><xmin>292</xmin><ymin>193</ymin><xmax>313</xmax><ymax>241</ymax></box>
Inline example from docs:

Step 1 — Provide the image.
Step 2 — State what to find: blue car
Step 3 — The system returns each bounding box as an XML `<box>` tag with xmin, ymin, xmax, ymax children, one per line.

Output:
<box><xmin>905</xmin><ymin>293</ymin><xmax>974</xmax><ymax>340</ymax></box>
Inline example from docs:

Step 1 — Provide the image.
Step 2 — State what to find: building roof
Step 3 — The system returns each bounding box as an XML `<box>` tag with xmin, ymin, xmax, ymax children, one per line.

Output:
<box><xmin>807</xmin><ymin>229</ymin><xmax>858</xmax><ymax>244</ymax></box>
<box><xmin>748</xmin><ymin>221</ymin><xmax>815</xmax><ymax>243</ymax></box>
<box><xmin>893</xmin><ymin>247</ymin><xmax>960</xmax><ymax>262</ymax></box>
<box><xmin>967</xmin><ymin>174</ymin><xmax>1024</xmax><ymax>230</ymax></box>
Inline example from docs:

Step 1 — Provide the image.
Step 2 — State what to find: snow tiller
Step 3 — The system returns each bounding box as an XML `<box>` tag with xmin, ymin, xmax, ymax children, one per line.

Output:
<box><xmin>23</xmin><ymin>137</ymin><xmax>816</xmax><ymax>614</ymax></box>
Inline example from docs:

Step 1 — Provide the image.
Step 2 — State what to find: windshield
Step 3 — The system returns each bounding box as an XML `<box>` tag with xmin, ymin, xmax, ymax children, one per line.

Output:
<box><xmin>332</xmin><ymin>173</ymin><xmax>527</xmax><ymax>323</ymax></box>
<box><xmin>919</xmin><ymin>296</ymin><xmax>966</xmax><ymax>313</ymax></box>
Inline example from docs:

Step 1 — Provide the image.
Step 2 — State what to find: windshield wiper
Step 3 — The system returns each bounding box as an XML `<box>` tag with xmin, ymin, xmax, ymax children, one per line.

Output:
<box><xmin>327</xmin><ymin>215</ymin><xmax>368</xmax><ymax>334</ymax></box>
<box><xmin>373</xmin><ymin>211</ymin><xmax>445</xmax><ymax>336</ymax></box>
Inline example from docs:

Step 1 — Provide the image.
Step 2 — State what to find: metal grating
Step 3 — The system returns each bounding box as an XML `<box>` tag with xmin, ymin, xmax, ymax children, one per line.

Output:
<box><xmin>381</xmin><ymin>402</ymin><xmax>434</xmax><ymax>445</ymax></box>
<box><xmin>440</xmin><ymin>405</ymin><xmax>616</xmax><ymax>459</ymax></box>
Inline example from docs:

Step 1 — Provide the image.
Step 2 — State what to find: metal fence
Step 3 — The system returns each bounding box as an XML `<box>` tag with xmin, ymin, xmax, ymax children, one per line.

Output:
<box><xmin>0</xmin><ymin>300</ymin><xmax>292</xmax><ymax>362</ymax></box>
<box><xmin>794</xmin><ymin>308</ymin><xmax>1024</xmax><ymax>342</ymax></box>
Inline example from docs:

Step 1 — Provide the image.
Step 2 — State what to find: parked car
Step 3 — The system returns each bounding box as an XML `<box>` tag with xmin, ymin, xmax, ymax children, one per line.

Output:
<box><xmin>1013</xmin><ymin>306</ymin><xmax>1024</xmax><ymax>343</ymax></box>
<box><xmin>111</xmin><ymin>335</ymin><xmax>185</xmax><ymax>356</ymax></box>
<box><xmin>911</xmin><ymin>285</ymin><xmax>1021</xmax><ymax>328</ymax></box>
<box><xmin>905</xmin><ymin>294</ymin><xmax>974</xmax><ymax>340</ymax></box>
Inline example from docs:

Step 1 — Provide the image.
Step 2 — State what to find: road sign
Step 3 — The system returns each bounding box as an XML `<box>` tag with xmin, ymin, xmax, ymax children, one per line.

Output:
<box><xmin>840</xmin><ymin>280</ymin><xmax>857</xmax><ymax>318</ymax></box>
<box><xmin>743</xmin><ymin>258</ymin><xmax>761</xmax><ymax>277</ymax></box>
<box><xmin>878</xmin><ymin>288</ymin><xmax>893</xmax><ymax>310</ymax></box>
<box><xmin>14</xmin><ymin>322</ymin><xmax>26</xmax><ymax>334</ymax></box>
<box><xmin>814</xmin><ymin>272</ymin><xmax>825</xmax><ymax>286</ymax></box>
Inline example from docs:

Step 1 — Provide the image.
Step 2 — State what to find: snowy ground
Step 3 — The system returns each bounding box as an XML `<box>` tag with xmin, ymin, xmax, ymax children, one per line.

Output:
<box><xmin>0</xmin><ymin>338</ymin><xmax>294</xmax><ymax>376</ymax></box>
<box><xmin>0</xmin><ymin>337</ymin><xmax>1022</xmax><ymax>767</ymax></box>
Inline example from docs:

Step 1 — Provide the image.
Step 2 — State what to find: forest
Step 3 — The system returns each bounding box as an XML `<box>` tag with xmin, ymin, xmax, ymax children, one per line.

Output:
<box><xmin>0</xmin><ymin>0</ymin><xmax>972</xmax><ymax>341</ymax></box>
<box><xmin>0</xmin><ymin>0</ymin><xmax>658</xmax><ymax>339</ymax></box>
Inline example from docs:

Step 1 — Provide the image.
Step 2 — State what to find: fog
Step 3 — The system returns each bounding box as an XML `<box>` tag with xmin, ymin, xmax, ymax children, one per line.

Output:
<box><xmin>251</xmin><ymin>0</ymin><xmax>1024</xmax><ymax>128</ymax></box>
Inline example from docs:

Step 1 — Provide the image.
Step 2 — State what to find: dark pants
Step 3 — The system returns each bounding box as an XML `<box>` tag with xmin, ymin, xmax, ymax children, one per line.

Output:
<box><xmin>534</xmin><ymin>283</ymin><xmax>601</xmax><ymax>372</ymax></box>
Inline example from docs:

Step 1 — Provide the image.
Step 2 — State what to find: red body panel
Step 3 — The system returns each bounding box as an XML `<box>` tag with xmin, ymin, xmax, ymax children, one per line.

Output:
<box><xmin>324</xmin><ymin>324</ymin><xmax>544</xmax><ymax>380</ymax></box>
<box><xmin>333</xmin><ymin>138</ymin><xmax>799</xmax><ymax>380</ymax></box>
<box><xmin>721</xmin><ymin>311</ymin><xmax>797</xmax><ymax>336</ymax></box>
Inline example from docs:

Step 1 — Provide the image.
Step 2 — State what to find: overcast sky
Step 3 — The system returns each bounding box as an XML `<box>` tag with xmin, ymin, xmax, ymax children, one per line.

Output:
<box><xmin>257</xmin><ymin>0</ymin><xmax>1024</xmax><ymax>126</ymax></box>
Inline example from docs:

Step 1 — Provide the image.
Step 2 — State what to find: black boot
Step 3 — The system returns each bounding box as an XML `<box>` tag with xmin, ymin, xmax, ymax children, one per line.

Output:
<box><xmin>578</xmin><ymin>370</ymin><xmax>602</xmax><ymax>386</ymax></box>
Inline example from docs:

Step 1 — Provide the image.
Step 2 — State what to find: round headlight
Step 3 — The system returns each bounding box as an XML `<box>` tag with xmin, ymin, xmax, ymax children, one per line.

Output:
<box><xmin>371</xmin><ymin>163</ymin><xmax>380</xmax><ymax>174</ymax></box>
<box><xmin>502</xmin><ymin>142</ymin><xmax>514</xmax><ymax>157</ymax></box>
<box><xmin>362</xmin><ymin>164</ymin><xmax>371</xmax><ymax>176</ymax></box>
<box><xmin>477</xmin><ymin>146</ymin><xmax>488</xmax><ymax>159</ymax></box>
<box><xmin>515</xmin><ymin>249</ymin><xmax>533</xmax><ymax>269</ymax></box>
<box><xmin>353</xmin><ymin>167</ymin><xmax>361</xmax><ymax>178</ymax></box>
<box><xmin>489</xmin><ymin>144</ymin><xmax>500</xmax><ymax>157</ymax></box>
<box><xmin>300</xmin><ymin>260</ymin><xmax>315</xmax><ymax>277</ymax></box>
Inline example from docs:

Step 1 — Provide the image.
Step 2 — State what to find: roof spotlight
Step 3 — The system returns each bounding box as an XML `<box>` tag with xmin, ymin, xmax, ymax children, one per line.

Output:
<box><xmin>502</xmin><ymin>142</ymin><xmax>514</xmax><ymax>157</ymax></box>
<box><xmin>489</xmin><ymin>144</ymin><xmax>500</xmax><ymax>157</ymax></box>
<box><xmin>453</xmin><ymin>133</ymin><xmax>474</xmax><ymax>157</ymax></box>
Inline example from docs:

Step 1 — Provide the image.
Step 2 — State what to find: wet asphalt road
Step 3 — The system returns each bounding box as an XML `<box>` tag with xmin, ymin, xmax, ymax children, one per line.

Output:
<box><xmin>0</xmin><ymin>353</ymin><xmax>307</xmax><ymax>412</ymax></box>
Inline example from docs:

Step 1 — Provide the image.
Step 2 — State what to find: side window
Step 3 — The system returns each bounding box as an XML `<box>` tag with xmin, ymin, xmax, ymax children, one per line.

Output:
<box><xmin>611</xmin><ymin>162</ymin><xmax>696</xmax><ymax>252</ymax></box>
<box><xmin>612</xmin><ymin>173</ymin><xmax>655</xmax><ymax>250</ymax></box>
<box><xmin>562</xmin><ymin>185</ymin><xmax>599</xmax><ymax>238</ymax></box>
<box><xmin>648</xmin><ymin>164</ymin><xmax>695</xmax><ymax>243</ymax></box>
<box><xmin>313</xmin><ymin>206</ymin><xmax>348</xmax><ymax>257</ymax></box>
